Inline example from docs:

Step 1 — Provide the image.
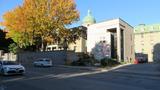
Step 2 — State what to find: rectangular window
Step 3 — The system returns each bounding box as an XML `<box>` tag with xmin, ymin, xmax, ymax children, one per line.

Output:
<box><xmin>131</xmin><ymin>46</ymin><xmax>133</xmax><ymax>54</ymax></box>
<box><xmin>151</xmin><ymin>43</ymin><xmax>154</xmax><ymax>45</ymax></box>
<box><xmin>142</xmin><ymin>48</ymin><xmax>144</xmax><ymax>53</ymax></box>
<box><xmin>141</xmin><ymin>40</ymin><xmax>144</xmax><ymax>43</ymax></box>
<box><xmin>141</xmin><ymin>33</ymin><xmax>144</xmax><ymax>38</ymax></box>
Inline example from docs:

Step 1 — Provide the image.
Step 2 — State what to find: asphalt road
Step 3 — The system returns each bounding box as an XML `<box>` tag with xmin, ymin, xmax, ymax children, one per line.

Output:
<box><xmin>0</xmin><ymin>63</ymin><xmax>160</xmax><ymax>90</ymax></box>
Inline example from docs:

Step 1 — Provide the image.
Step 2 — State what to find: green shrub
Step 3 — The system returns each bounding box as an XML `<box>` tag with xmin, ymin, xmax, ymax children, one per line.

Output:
<box><xmin>71</xmin><ymin>58</ymin><xmax>86</xmax><ymax>66</ymax></box>
<box><xmin>100</xmin><ymin>58</ymin><xmax>119</xmax><ymax>67</ymax></box>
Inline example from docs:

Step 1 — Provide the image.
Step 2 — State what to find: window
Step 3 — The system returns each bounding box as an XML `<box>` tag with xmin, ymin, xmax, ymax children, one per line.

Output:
<box><xmin>3</xmin><ymin>61</ymin><xmax>17</xmax><ymax>65</ymax></box>
<box><xmin>142</xmin><ymin>48</ymin><xmax>144</xmax><ymax>53</ymax></box>
<box><xmin>47</xmin><ymin>47</ymin><xmax>51</xmax><ymax>51</ymax></box>
<box><xmin>141</xmin><ymin>40</ymin><xmax>144</xmax><ymax>43</ymax></box>
<box><xmin>52</xmin><ymin>47</ymin><xmax>56</xmax><ymax>50</ymax></box>
<box><xmin>131</xmin><ymin>46</ymin><xmax>133</xmax><ymax>54</ymax></box>
<box><xmin>151</xmin><ymin>49</ymin><xmax>153</xmax><ymax>53</ymax></box>
<box><xmin>141</xmin><ymin>33</ymin><xmax>144</xmax><ymax>38</ymax></box>
<box><xmin>151</xmin><ymin>42</ymin><xmax>154</xmax><ymax>45</ymax></box>
<box><xmin>141</xmin><ymin>27</ymin><xmax>145</xmax><ymax>32</ymax></box>
<box><xmin>74</xmin><ymin>46</ymin><xmax>77</xmax><ymax>51</ymax></box>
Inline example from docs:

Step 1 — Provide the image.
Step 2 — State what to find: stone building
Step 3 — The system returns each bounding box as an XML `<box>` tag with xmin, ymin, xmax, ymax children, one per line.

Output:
<box><xmin>46</xmin><ymin>10</ymin><xmax>135</xmax><ymax>62</ymax></box>
<box><xmin>134</xmin><ymin>24</ymin><xmax>160</xmax><ymax>62</ymax></box>
<box><xmin>81</xmin><ymin>10</ymin><xmax>135</xmax><ymax>62</ymax></box>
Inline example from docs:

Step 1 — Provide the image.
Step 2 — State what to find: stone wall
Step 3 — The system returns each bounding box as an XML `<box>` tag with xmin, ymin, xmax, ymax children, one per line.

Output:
<box><xmin>17</xmin><ymin>50</ymin><xmax>79</xmax><ymax>66</ymax></box>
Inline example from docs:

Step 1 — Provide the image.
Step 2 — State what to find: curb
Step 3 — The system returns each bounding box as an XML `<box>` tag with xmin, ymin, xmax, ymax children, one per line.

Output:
<box><xmin>54</xmin><ymin>63</ymin><xmax>132</xmax><ymax>72</ymax></box>
<box><xmin>54</xmin><ymin>65</ymin><xmax>99</xmax><ymax>71</ymax></box>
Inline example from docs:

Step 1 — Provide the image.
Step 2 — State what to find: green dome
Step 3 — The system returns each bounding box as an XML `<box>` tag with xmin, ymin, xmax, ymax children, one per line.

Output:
<box><xmin>82</xmin><ymin>10</ymin><xmax>96</xmax><ymax>25</ymax></box>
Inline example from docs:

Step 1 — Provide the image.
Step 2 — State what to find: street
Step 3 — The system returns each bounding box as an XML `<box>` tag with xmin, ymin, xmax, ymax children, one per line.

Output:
<box><xmin>0</xmin><ymin>63</ymin><xmax>160</xmax><ymax>90</ymax></box>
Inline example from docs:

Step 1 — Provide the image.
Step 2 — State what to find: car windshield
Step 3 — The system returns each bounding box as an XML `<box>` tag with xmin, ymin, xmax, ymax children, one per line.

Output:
<box><xmin>37</xmin><ymin>60</ymin><xmax>43</xmax><ymax>61</ymax></box>
<box><xmin>45</xmin><ymin>60</ymin><xmax>50</xmax><ymax>62</ymax></box>
<box><xmin>36</xmin><ymin>58</ymin><xmax>50</xmax><ymax>61</ymax></box>
<box><xmin>3</xmin><ymin>61</ymin><xmax>18</xmax><ymax>65</ymax></box>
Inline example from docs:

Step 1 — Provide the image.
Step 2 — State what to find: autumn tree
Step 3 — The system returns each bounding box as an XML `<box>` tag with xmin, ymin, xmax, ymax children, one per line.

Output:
<box><xmin>1</xmin><ymin>0</ymin><xmax>79</xmax><ymax>51</ymax></box>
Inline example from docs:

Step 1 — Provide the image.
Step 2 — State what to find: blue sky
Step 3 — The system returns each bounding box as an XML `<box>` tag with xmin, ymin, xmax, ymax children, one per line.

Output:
<box><xmin>0</xmin><ymin>0</ymin><xmax>160</xmax><ymax>28</ymax></box>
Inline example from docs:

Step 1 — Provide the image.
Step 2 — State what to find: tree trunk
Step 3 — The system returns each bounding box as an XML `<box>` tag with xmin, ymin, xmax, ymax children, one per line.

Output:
<box><xmin>41</xmin><ymin>36</ymin><xmax>44</xmax><ymax>51</ymax></box>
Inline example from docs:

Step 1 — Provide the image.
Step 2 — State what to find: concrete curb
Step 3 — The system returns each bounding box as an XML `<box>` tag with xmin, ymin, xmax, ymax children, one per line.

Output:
<box><xmin>54</xmin><ymin>65</ymin><xmax>100</xmax><ymax>71</ymax></box>
<box><xmin>54</xmin><ymin>63</ymin><xmax>132</xmax><ymax>71</ymax></box>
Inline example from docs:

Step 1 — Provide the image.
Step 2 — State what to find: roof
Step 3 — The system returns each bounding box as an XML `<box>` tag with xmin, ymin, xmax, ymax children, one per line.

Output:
<box><xmin>88</xmin><ymin>18</ymin><xmax>133</xmax><ymax>28</ymax></box>
<box><xmin>134</xmin><ymin>23</ymin><xmax>160</xmax><ymax>33</ymax></box>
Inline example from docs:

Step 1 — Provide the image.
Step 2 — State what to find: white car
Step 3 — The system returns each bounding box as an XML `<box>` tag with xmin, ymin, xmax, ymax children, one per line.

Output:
<box><xmin>0</xmin><ymin>61</ymin><xmax>25</xmax><ymax>75</ymax></box>
<box><xmin>33</xmin><ymin>58</ymin><xmax>53</xmax><ymax>67</ymax></box>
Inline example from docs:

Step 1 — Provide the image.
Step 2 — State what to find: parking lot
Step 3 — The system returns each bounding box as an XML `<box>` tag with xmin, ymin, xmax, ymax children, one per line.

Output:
<box><xmin>0</xmin><ymin>65</ymin><xmax>90</xmax><ymax>81</ymax></box>
<box><xmin>0</xmin><ymin>65</ymin><xmax>97</xmax><ymax>90</ymax></box>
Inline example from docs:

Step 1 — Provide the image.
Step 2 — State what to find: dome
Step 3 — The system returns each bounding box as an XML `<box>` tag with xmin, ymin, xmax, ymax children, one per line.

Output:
<box><xmin>82</xmin><ymin>10</ymin><xmax>96</xmax><ymax>26</ymax></box>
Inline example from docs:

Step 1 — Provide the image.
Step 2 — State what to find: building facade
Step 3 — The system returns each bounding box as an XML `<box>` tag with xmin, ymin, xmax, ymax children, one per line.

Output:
<box><xmin>68</xmin><ymin>10</ymin><xmax>95</xmax><ymax>53</ymax></box>
<box><xmin>46</xmin><ymin>10</ymin><xmax>135</xmax><ymax>62</ymax></box>
<box><xmin>87</xmin><ymin>18</ymin><xmax>135</xmax><ymax>62</ymax></box>
<box><xmin>134</xmin><ymin>24</ymin><xmax>160</xmax><ymax>62</ymax></box>
<box><xmin>68</xmin><ymin>26</ymin><xmax>87</xmax><ymax>53</ymax></box>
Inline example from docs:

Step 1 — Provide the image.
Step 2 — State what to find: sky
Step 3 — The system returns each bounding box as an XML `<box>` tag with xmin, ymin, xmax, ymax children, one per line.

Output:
<box><xmin>0</xmin><ymin>0</ymin><xmax>160</xmax><ymax>28</ymax></box>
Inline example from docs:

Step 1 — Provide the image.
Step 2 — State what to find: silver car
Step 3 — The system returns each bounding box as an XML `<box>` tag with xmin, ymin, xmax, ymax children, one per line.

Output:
<box><xmin>33</xmin><ymin>58</ymin><xmax>53</xmax><ymax>67</ymax></box>
<box><xmin>0</xmin><ymin>61</ymin><xmax>25</xmax><ymax>75</ymax></box>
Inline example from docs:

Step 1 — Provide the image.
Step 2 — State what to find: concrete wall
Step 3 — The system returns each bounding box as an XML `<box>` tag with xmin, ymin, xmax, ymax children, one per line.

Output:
<box><xmin>119</xmin><ymin>19</ymin><xmax>135</xmax><ymax>62</ymax></box>
<box><xmin>17</xmin><ymin>50</ymin><xmax>79</xmax><ymax>66</ymax></box>
<box><xmin>87</xmin><ymin>18</ymin><xmax>135</xmax><ymax>62</ymax></box>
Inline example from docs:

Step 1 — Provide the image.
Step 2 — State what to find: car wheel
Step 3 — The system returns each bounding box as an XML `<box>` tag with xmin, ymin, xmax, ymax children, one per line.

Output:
<box><xmin>20</xmin><ymin>72</ymin><xmax>25</xmax><ymax>76</ymax></box>
<box><xmin>41</xmin><ymin>64</ymin><xmax>44</xmax><ymax>67</ymax></box>
<box><xmin>1</xmin><ymin>69</ymin><xmax>5</xmax><ymax>75</ymax></box>
<box><xmin>34</xmin><ymin>64</ymin><xmax>37</xmax><ymax>67</ymax></box>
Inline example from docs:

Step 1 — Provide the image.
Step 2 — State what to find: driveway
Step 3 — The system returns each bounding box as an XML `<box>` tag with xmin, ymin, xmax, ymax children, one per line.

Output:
<box><xmin>0</xmin><ymin>63</ymin><xmax>160</xmax><ymax>90</ymax></box>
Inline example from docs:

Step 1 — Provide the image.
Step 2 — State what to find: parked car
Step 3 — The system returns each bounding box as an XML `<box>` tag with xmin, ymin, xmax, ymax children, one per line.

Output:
<box><xmin>135</xmin><ymin>53</ymin><xmax>148</xmax><ymax>63</ymax></box>
<box><xmin>0</xmin><ymin>61</ymin><xmax>25</xmax><ymax>75</ymax></box>
<box><xmin>33</xmin><ymin>58</ymin><xmax>53</xmax><ymax>67</ymax></box>
<box><xmin>137</xmin><ymin>57</ymin><xmax>148</xmax><ymax>63</ymax></box>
